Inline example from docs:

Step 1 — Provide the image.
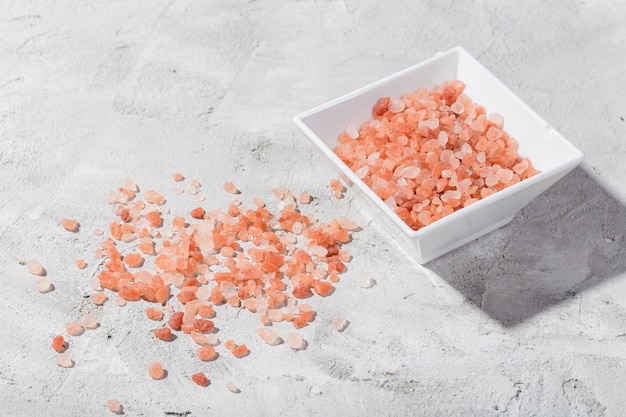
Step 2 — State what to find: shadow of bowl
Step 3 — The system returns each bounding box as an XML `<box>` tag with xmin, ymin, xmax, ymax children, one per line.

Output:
<box><xmin>425</xmin><ymin>167</ymin><xmax>626</xmax><ymax>326</ymax></box>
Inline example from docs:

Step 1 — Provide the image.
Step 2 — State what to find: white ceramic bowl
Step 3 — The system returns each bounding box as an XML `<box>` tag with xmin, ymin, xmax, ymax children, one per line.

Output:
<box><xmin>293</xmin><ymin>47</ymin><xmax>583</xmax><ymax>264</ymax></box>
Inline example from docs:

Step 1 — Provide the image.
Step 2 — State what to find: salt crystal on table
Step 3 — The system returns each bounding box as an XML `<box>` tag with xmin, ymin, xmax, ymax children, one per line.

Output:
<box><xmin>36</xmin><ymin>277</ymin><xmax>54</xmax><ymax>293</ymax></box>
<box><xmin>359</xmin><ymin>275</ymin><xmax>375</xmax><ymax>288</ymax></box>
<box><xmin>286</xmin><ymin>332</ymin><xmax>307</xmax><ymax>351</ymax></box>
<box><xmin>56</xmin><ymin>353</ymin><xmax>74</xmax><ymax>368</ymax></box>
<box><xmin>66</xmin><ymin>322</ymin><xmax>85</xmax><ymax>336</ymax></box>
<box><xmin>257</xmin><ymin>328</ymin><xmax>283</xmax><ymax>346</ymax></box>
<box><xmin>331</xmin><ymin>317</ymin><xmax>349</xmax><ymax>332</ymax></box>
<box><xmin>26</xmin><ymin>259</ymin><xmax>45</xmax><ymax>276</ymax></box>
<box><xmin>106</xmin><ymin>399</ymin><xmax>123</xmax><ymax>415</ymax></box>
<box><xmin>80</xmin><ymin>312</ymin><xmax>98</xmax><ymax>330</ymax></box>
<box><xmin>226</xmin><ymin>381</ymin><xmax>241</xmax><ymax>393</ymax></box>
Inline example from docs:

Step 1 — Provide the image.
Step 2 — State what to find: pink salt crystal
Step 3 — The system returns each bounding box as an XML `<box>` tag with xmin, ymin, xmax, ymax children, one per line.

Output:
<box><xmin>355</xmin><ymin>166</ymin><xmax>369</xmax><ymax>179</ymax></box>
<box><xmin>488</xmin><ymin>112</ymin><xmax>504</xmax><ymax>128</ymax></box>
<box><xmin>226</xmin><ymin>381</ymin><xmax>241</xmax><ymax>393</ymax></box>
<box><xmin>106</xmin><ymin>399</ymin><xmax>123</xmax><ymax>415</ymax></box>
<box><xmin>190</xmin><ymin>179</ymin><xmax>201</xmax><ymax>188</ymax></box>
<box><xmin>223</xmin><ymin>181</ymin><xmax>240</xmax><ymax>194</ymax></box>
<box><xmin>173</xmin><ymin>188</ymin><xmax>184</xmax><ymax>195</ymax></box>
<box><xmin>338</xmin><ymin>216</ymin><xmax>359</xmax><ymax>231</ymax></box>
<box><xmin>450</xmin><ymin>102</ymin><xmax>464</xmax><ymax>114</ymax></box>
<box><xmin>485</xmin><ymin>174</ymin><xmax>500</xmax><ymax>187</ymax></box>
<box><xmin>396</xmin><ymin>165</ymin><xmax>420</xmax><ymax>179</ymax></box>
<box><xmin>256</xmin><ymin>328</ymin><xmax>283</xmax><ymax>346</ymax></box>
<box><xmin>115</xmin><ymin>296</ymin><xmax>127</xmax><ymax>307</ymax></box>
<box><xmin>196</xmin><ymin>195</ymin><xmax>206</xmax><ymax>202</ymax></box>
<box><xmin>388</xmin><ymin>98</ymin><xmax>405</xmax><ymax>113</ymax></box>
<box><xmin>359</xmin><ymin>275</ymin><xmax>375</xmax><ymax>288</ymax></box>
<box><xmin>205</xmin><ymin>333</ymin><xmax>219</xmax><ymax>346</ymax></box>
<box><xmin>36</xmin><ymin>277</ymin><xmax>54</xmax><ymax>293</ymax></box>
<box><xmin>186</xmin><ymin>187</ymin><xmax>198</xmax><ymax>195</ymax></box>
<box><xmin>144</xmin><ymin>190</ymin><xmax>165</xmax><ymax>205</ymax></box>
<box><xmin>331</xmin><ymin>317</ymin><xmax>349</xmax><ymax>332</ymax></box>
<box><xmin>418</xmin><ymin>118</ymin><xmax>439</xmax><ymax>130</ymax></box>
<box><xmin>123</xmin><ymin>177</ymin><xmax>138</xmax><ymax>192</ymax></box>
<box><xmin>267</xmin><ymin>309</ymin><xmax>284</xmax><ymax>323</ymax></box>
<box><xmin>66</xmin><ymin>322</ymin><xmax>85</xmax><ymax>337</ymax></box>
<box><xmin>56</xmin><ymin>353</ymin><xmax>74</xmax><ymax>368</ymax></box>
<box><xmin>298</xmin><ymin>191</ymin><xmax>311</xmax><ymax>204</ymax></box>
<box><xmin>309</xmin><ymin>245</ymin><xmax>327</xmax><ymax>257</ymax></box>
<box><xmin>345</xmin><ymin>123</ymin><xmax>359</xmax><ymax>139</ymax></box>
<box><xmin>94</xmin><ymin>228</ymin><xmax>104</xmax><ymax>236</ymax></box>
<box><xmin>80</xmin><ymin>312</ymin><xmax>98</xmax><ymax>330</ymax></box>
<box><xmin>486</xmin><ymin>126</ymin><xmax>502</xmax><ymax>141</ymax></box>
<box><xmin>286</xmin><ymin>332</ymin><xmax>307</xmax><ymax>351</ymax></box>
<box><xmin>437</xmin><ymin>131</ymin><xmax>449</xmax><ymax>147</ymax></box>
<box><xmin>26</xmin><ymin>259</ymin><xmax>45</xmax><ymax>276</ymax></box>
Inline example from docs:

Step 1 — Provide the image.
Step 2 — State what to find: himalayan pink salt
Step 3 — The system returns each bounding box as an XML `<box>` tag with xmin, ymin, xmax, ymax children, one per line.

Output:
<box><xmin>60</xmin><ymin>218</ymin><xmax>80</xmax><ymax>232</ymax></box>
<box><xmin>223</xmin><ymin>181</ymin><xmax>240</xmax><ymax>194</ymax></box>
<box><xmin>106</xmin><ymin>399</ymin><xmax>123</xmax><ymax>415</ymax></box>
<box><xmin>56</xmin><ymin>353</ymin><xmax>74</xmax><ymax>368</ymax></box>
<box><xmin>36</xmin><ymin>277</ymin><xmax>54</xmax><ymax>293</ymax></box>
<box><xmin>226</xmin><ymin>381</ymin><xmax>241</xmax><ymax>393</ymax></box>
<box><xmin>80</xmin><ymin>312</ymin><xmax>99</xmax><ymax>330</ymax></box>
<box><xmin>66</xmin><ymin>322</ymin><xmax>85</xmax><ymax>336</ymax></box>
<box><xmin>148</xmin><ymin>361</ymin><xmax>165</xmax><ymax>380</ymax></box>
<box><xmin>144</xmin><ymin>190</ymin><xmax>165</xmax><ymax>205</ymax></box>
<box><xmin>257</xmin><ymin>328</ymin><xmax>283</xmax><ymax>346</ymax></box>
<box><xmin>331</xmin><ymin>317</ymin><xmax>349</xmax><ymax>332</ymax></box>
<box><xmin>26</xmin><ymin>259</ymin><xmax>45</xmax><ymax>276</ymax></box>
<box><xmin>359</xmin><ymin>275</ymin><xmax>375</xmax><ymax>289</ymax></box>
<box><xmin>286</xmin><ymin>332</ymin><xmax>306</xmax><ymax>351</ymax></box>
<box><xmin>334</xmin><ymin>79</ymin><xmax>539</xmax><ymax>231</ymax></box>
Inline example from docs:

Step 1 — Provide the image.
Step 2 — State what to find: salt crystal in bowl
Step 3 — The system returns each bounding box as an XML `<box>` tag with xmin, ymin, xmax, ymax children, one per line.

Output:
<box><xmin>293</xmin><ymin>47</ymin><xmax>583</xmax><ymax>264</ymax></box>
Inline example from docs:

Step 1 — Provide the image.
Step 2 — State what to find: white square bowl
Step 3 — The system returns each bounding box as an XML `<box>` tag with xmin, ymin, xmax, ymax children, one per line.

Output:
<box><xmin>293</xmin><ymin>47</ymin><xmax>583</xmax><ymax>264</ymax></box>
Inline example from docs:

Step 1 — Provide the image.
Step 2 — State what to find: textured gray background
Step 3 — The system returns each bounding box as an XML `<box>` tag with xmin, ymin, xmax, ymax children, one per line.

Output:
<box><xmin>1</xmin><ymin>1</ymin><xmax>625</xmax><ymax>416</ymax></box>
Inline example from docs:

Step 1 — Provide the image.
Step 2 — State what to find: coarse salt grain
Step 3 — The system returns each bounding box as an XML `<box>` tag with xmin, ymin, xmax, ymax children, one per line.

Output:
<box><xmin>106</xmin><ymin>399</ymin><xmax>123</xmax><ymax>415</ymax></box>
<box><xmin>26</xmin><ymin>259</ymin><xmax>45</xmax><ymax>276</ymax></box>
<box><xmin>56</xmin><ymin>353</ymin><xmax>74</xmax><ymax>368</ymax></box>
<box><xmin>36</xmin><ymin>277</ymin><xmax>54</xmax><ymax>293</ymax></box>
<box><xmin>331</xmin><ymin>317</ymin><xmax>349</xmax><ymax>332</ymax></box>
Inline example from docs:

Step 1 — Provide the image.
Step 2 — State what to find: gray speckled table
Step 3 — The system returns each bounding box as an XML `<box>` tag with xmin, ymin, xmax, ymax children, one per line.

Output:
<box><xmin>1</xmin><ymin>1</ymin><xmax>625</xmax><ymax>416</ymax></box>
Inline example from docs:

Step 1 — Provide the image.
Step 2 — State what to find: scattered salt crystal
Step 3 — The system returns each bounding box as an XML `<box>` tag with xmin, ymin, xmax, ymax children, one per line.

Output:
<box><xmin>173</xmin><ymin>188</ymin><xmax>184</xmax><ymax>195</ymax></box>
<box><xmin>26</xmin><ymin>259</ymin><xmax>46</xmax><ymax>276</ymax></box>
<box><xmin>286</xmin><ymin>332</ymin><xmax>307</xmax><ymax>351</ymax></box>
<box><xmin>106</xmin><ymin>399</ymin><xmax>123</xmax><ymax>415</ymax></box>
<box><xmin>186</xmin><ymin>187</ymin><xmax>198</xmax><ymax>195</ymax></box>
<box><xmin>115</xmin><ymin>296</ymin><xmax>127</xmax><ymax>307</ymax></box>
<box><xmin>36</xmin><ymin>277</ymin><xmax>54</xmax><ymax>293</ymax></box>
<box><xmin>66</xmin><ymin>322</ymin><xmax>85</xmax><ymax>336</ymax></box>
<box><xmin>80</xmin><ymin>312</ymin><xmax>99</xmax><ymax>330</ymax></box>
<box><xmin>331</xmin><ymin>317</ymin><xmax>349</xmax><ymax>332</ymax></box>
<box><xmin>223</xmin><ymin>181</ymin><xmax>240</xmax><ymax>194</ymax></box>
<box><xmin>476</xmin><ymin>152</ymin><xmax>486</xmax><ymax>163</ymax></box>
<box><xmin>56</xmin><ymin>353</ymin><xmax>74</xmax><ymax>368</ymax></box>
<box><xmin>257</xmin><ymin>328</ymin><xmax>283</xmax><ymax>346</ymax></box>
<box><xmin>226</xmin><ymin>381</ymin><xmax>241</xmax><ymax>393</ymax></box>
<box><xmin>359</xmin><ymin>275</ymin><xmax>375</xmax><ymax>288</ymax></box>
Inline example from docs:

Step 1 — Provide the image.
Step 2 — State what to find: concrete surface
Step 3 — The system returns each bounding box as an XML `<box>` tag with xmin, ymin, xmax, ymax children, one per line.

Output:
<box><xmin>1</xmin><ymin>1</ymin><xmax>626</xmax><ymax>416</ymax></box>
